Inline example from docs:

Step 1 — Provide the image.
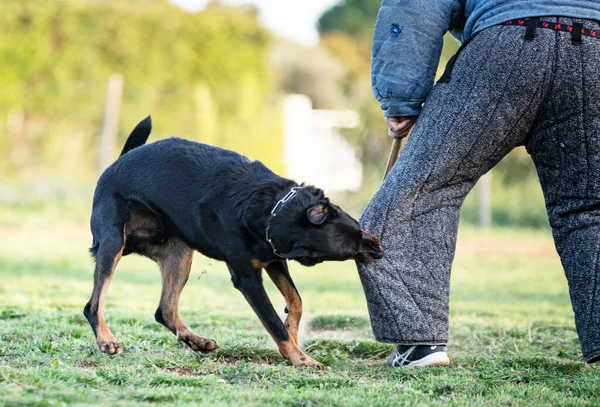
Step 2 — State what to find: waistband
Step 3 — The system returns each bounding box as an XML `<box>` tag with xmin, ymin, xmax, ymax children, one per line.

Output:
<box><xmin>502</xmin><ymin>17</ymin><xmax>600</xmax><ymax>43</ymax></box>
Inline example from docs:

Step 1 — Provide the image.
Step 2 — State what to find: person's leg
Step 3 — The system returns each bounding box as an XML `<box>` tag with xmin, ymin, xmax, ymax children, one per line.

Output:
<box><xmin>358</xmin><ymin>23</ymin><xmax>555</xmax><ymax>349</ymax></box>
<box><xmin>527</xmin><ymin>18</ymin><xmax>600</xmax><ymax>364</ymax></box>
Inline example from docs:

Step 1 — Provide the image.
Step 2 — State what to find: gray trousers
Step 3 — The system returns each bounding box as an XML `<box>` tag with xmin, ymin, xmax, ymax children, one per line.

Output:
<box><xmin>357</xmin><ymin>17</ymin><xmax>600</xmax><ymax>363</ymax></box>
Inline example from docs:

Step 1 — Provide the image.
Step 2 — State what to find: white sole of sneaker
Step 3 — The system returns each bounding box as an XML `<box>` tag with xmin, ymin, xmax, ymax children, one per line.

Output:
<box><xmin>407</xmin><ymin>352</ymin><xmax>450</xmax><ymax>367</ymax></box>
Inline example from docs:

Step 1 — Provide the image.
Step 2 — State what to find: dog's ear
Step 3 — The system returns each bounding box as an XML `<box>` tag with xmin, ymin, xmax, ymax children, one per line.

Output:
<box><xmin>307</xmin><ymin>199</ymin><xmax>329</xmax><ymax>225</ymax></box>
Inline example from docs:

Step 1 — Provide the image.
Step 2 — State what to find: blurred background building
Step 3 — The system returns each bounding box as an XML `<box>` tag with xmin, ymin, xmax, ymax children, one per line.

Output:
<box><xmin>283</xmin><ymin>94</ymin><xmax>362</xmax><ymax>192</ymax></box>
<box><xmin>0</xmin><ymin>0</ymin><xmax>547</xmax><ymax>229</ymax></box>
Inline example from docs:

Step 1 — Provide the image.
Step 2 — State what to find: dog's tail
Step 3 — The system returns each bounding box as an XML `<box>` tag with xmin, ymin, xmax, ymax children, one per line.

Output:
<box><xmin>119</xmin><ymin>116</ymin><xmax>152</xmax><ymax>157</ymax></box>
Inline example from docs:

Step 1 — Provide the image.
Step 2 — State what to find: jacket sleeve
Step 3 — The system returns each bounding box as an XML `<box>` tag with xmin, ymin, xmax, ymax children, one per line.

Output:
<box><xmin>371</xmin><ymin>0</ymin><xmax>463</xmax><ymax>117</ymax></box>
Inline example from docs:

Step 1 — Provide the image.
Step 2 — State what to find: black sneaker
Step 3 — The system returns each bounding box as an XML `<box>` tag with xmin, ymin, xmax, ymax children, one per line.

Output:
<box><xmin>387</xmin><ymin>345</ymin><xmax>450</xmax><ymax>367</ymax></box>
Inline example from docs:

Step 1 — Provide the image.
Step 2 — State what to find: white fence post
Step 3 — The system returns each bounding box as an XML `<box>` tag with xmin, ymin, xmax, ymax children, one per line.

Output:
<box><xmin>282</xmin><ymin>94</ymin><xmax>362</xmax><ymax>193</ymax></box>
<box><xmin>479</xmin><ymin>171</ymin><xmax>492</xmax><ymax>228</ymax></box>
<box><xmin>98</xmin><ymin>73</ymin><xmax>124</xmax><ymax>175</ymax></box>
<box><xmin>7</xmin><ymin>108</ymin><xmax>26</xmax><ymax>166</ymax></box>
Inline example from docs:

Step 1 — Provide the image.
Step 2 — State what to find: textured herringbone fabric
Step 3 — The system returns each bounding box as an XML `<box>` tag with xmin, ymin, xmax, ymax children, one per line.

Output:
<box><xmin>358</xmin><ymin>17</ymin><xmax>600</xmax><ymax>363</ymax></box>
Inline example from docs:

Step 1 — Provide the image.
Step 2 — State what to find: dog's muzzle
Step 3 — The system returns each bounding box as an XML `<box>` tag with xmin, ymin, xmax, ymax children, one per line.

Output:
<box><xmin>355</xmin><ymin>230</ymin><xmax>383</xmax><ymax>263</ymax></box>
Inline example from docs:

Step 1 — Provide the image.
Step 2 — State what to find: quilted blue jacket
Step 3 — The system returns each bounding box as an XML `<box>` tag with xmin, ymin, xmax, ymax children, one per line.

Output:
<box><xmin>372</xmin><ymin>0</ymin><xmax>600</xmax><ymax>117</ymax></box>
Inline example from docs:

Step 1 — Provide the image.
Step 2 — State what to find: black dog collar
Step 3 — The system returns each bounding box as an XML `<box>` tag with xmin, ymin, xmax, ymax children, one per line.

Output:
<box><xmin>265</xmin><ymin>186</ymin><xmax>302</xmax><ymax>258</ymax></box>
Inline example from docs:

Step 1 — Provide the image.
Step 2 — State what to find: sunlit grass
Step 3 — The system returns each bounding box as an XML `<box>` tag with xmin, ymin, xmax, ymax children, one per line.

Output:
<box><xmin>1</xmin><ymin>225</ymin><xmax>598</xmax><ymax>406</ymax></box>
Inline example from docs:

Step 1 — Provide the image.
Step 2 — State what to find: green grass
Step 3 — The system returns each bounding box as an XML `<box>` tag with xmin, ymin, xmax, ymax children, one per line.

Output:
<box><xmin>0</xmin><ymin>225</ymin><xmax>599</xmax><ymax>406</ymax></box>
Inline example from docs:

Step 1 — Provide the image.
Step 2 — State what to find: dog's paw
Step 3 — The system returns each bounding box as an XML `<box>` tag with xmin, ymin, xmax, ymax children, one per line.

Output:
<box><xmin>294</xmin><ymin>355</ymin><xmax>329</xmax><ymax>371</ymax></box>
<box><xmin>307</xmin><ymin>360</ymin><xmax>329</xmax><ymax>371</ymax></box>
<box><xmin>97</xmin><ymin>339</ymin><xmax>123</xmax><ymax>355</ymax></box>
<box><xmin>177</xmin><ymin>331</ymin><xmax>218</xmax><ymax>353</ymax></box>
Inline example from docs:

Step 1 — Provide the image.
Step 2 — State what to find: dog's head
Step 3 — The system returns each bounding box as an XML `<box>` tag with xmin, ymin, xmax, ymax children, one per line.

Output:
<box><xmin>267</xmin><ymin>186</ymin><xmax>383</xmax><ymax>266</ymax></box>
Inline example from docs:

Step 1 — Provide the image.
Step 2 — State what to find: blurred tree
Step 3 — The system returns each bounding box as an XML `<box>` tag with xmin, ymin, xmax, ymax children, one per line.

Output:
<box><xmin>0</xmin><ymin>0</ymin><xmax>281</xmax><ymax>180</ymax></box>
<box><xmin>319</xmin><ymin>32</ymin><xmax>370</xmax><ymax>78</ymax></box>
<box><xmin>318</xmin><ymin>0</ymin><xmax>381</xmax><ymax>38</ymax></box>
<box><xmin>269</xmin><ymin>39</ymin><xmax>348</xmax><ymax>109</ymax></box>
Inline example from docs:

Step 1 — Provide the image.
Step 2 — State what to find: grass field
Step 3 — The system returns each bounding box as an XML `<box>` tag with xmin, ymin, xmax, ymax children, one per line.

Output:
<box><xmin>1</xmin><ymin>225</ymin><xmax>599</xmax><ymax>406</ymax></box>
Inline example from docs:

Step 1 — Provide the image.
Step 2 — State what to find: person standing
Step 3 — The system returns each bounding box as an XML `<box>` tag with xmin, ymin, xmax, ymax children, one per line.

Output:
<box><xmin>358</xmin><ymin>0</ymin><xmax>600</xmax><ymax>367</ymax></box>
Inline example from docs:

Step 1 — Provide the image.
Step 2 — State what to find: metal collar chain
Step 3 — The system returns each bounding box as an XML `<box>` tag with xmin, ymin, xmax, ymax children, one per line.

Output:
<box><xmin>265</xmin><ymin>186</ymin><xmax>302</xmax><ymax>258</ymax></box>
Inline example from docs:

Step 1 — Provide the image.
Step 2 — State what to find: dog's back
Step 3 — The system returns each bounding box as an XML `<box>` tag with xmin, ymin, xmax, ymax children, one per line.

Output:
<box><xmin>91</xmin><ymin>125</ymin><xmax>278</xmax><ymax>257</ymax></box>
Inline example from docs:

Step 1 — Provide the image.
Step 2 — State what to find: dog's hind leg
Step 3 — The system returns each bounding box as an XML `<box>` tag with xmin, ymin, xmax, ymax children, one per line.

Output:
<box><xmin>230</xmin><ymin>262</ymin><xmax>325</xmax><ymax>370</ymax></box>
<box><xmin>84</xmin><ymin>226</ymin><xmax>125</xmax><ymax>355</ymax></box>
<box><xmin>154</xmin><ymin>239</ymin><xmax>218</xmax><ymax>353</ymax></box>
<box><xmin>265</xmin><ymin>261</ymin><xmax>302</xmax><ymax>345</ymax></box>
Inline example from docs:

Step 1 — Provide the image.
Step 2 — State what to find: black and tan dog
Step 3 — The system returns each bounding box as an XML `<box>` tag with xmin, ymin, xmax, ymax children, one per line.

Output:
<box><xmin>84</xmin><ymin>117</ymin><xmax>382</xmax><ymax>369</ymax></box>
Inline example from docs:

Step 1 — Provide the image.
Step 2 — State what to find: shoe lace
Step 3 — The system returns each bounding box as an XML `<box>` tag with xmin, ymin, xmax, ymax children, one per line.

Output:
<box><xmin>391</xmin><ymin>345</ymin><xmax>417</xmax><ymax>366</ymax></box>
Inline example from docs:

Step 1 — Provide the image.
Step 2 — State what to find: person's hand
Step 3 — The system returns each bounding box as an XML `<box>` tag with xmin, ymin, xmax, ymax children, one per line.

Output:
<box><xmin>386</xmin><ymin>116</ymin><xmax>416</xmax><ymax>139</ymax></box>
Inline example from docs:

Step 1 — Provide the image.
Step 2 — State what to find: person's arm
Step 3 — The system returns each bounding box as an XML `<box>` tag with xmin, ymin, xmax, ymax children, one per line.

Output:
<box><xmin>371</xmin><ymin>0</ymin><xmax>463</xmax><ymax>122</ymax></box>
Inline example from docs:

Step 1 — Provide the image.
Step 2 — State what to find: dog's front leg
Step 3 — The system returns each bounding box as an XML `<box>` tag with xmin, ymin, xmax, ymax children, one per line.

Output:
<box><xmin>229</xmin><ymin>263</ymin><xmax>326</xmax><ymax>370</ymax></box>
<box><xmin>265</xmin><ymin>261</ymin><xmax>302</xmax><ymax>344</ymax></box>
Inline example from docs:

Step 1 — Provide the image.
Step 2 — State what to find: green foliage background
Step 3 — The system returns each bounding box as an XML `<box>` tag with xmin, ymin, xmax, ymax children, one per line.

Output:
<box><xmin>0</xmin><ymin>0</ymin><xmax>548</xmax><ymax>229</ymax></box>
<box><xmin>0</xmin><ymin>0</ymin><xmax>282</xmax><ymax>183</ymax></box>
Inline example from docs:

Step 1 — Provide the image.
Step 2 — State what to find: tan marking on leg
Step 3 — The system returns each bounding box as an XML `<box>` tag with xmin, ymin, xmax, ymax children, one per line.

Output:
<box><xmin>251</xmin><ymin>258</ymin><xmax>271</xmax><ymax>270</ymax></box>
<box><xmin>266</xmin><ymin>270</ymin><xmax>302</xmax><ymax>344</ymax></box>
<box><xmin>157</xmin><ymin>239</ymin><xmax>218</xmax><ymax>353</ymax></box>
<box><xmin>92</xmin><ymin>246</ymin><xmax>124</xmax><ymax>354</ymax></box>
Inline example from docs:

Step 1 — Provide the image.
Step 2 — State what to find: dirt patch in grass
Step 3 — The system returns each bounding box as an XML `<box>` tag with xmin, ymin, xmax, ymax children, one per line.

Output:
<box><xmin>214</xmin><ymin>351</ymin><xmax>282</xmax><ymax>365</ymax></box>
<box><xmin>215</xmin><ymin>354</ymin><xmax>242</xmax><ymax>365</ymax></box>
<box><xmin>163</xmin><ymin>367</ymin><xmax>203</xmax><ymax>377</ymax></box>
<box><xmin>74</xmin><ymin>360</ymin><xmax>97</xmax><ymax>369</ymax></box>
